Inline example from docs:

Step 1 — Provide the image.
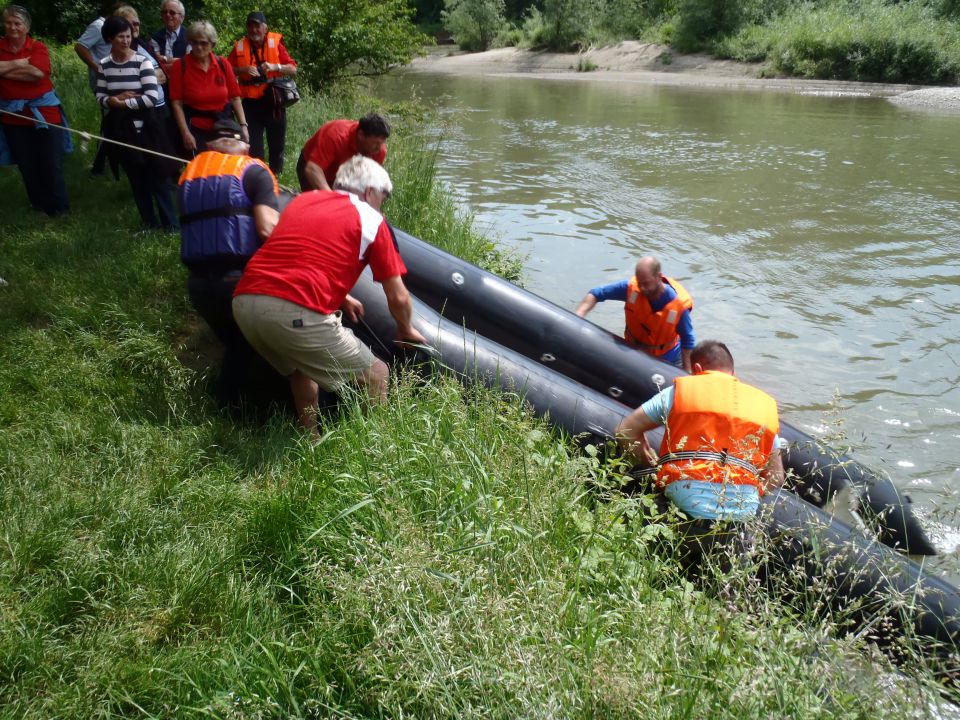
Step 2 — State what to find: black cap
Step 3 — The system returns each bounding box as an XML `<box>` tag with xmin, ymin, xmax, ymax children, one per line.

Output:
<box><xmin>211</xmin><ymin>119</ymin><xmax>244</xmax><ymax>141</ymax></box>
<box><xmin>246</xmin><ymin>11</ymin><xmax>266</xmax><ymax>24</ymax></box>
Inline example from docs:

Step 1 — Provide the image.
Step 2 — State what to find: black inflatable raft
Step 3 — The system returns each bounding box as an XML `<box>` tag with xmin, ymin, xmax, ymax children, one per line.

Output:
<box><xmin>345</xmin><ymin>269</ymin><xmax>960</xmax><ymax>681</ymax></box>
<box><xmin>388</xmin><ymin>228</ymin><xmax>936</xmax><ymax>557</ymax></box>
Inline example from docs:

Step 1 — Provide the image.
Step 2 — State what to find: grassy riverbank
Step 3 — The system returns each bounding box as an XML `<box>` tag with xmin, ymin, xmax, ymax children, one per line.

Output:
<box><xmin>0</xmin><ymin>48</ymin><xmax>953</xmax><ymax>717</ymax></box>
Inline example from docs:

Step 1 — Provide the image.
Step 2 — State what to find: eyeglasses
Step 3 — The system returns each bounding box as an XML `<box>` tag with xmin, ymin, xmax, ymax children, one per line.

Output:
<box><xmin>191</xmin><ymin>39</ymin><xmax>211</xmax><ymax>46</ymax></box>
<box><xmin>130</xmin><ymin>21</ymin><xmax>140</xmax><ymax>26</ymax></box>
<box><xmin>161</xmin><ymin>9</ymin><xmax>181</xmax><ymax>16</ymax></box>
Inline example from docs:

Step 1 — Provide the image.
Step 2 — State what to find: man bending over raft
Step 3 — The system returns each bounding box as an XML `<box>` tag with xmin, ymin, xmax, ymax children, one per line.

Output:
<box><xmin>232</xmin><ymin>155</ymin><xmax>426</xmax><ymax>435</ymax></box>
<box><xmin>576</xmin><ymin>255</ymin><xmax>695</xmax><ymax>373</ymax></box>
<box><xmin>616</xmin><ymin>340</ymin><xmax>785</xmax><ymax>566</ymax></box>
<box><xmin>296</xmin><ymin>112</ymin><xmax>389</xmax><ymax>192</ymax></box>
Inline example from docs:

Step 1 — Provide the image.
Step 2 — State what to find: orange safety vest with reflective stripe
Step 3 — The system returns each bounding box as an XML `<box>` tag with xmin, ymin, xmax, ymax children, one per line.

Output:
<box><xmin>232</xmin><ymin>32</ymin><xmax>283</xmax><ymax>100</ymax></box>
<box><xmin>657</xmin><ymin>371</ymin><xmax>779</xmax><ymax>493</ymax></box>
<box><xmin>623</xmin><ymin>275</ymin><xmax>693</xmax><ymax>356</ymax></box>
<box><xmin>178</xmin><ymin>152</ymin><xmax>278</xmax><ymax>269</ymax></box>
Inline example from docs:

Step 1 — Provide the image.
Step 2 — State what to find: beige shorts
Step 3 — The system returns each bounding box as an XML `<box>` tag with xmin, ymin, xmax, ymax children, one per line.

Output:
<box><xmin>232</xmin><ymin>293</ymin><xmax>376</xmax><ymax>392</ymax></box>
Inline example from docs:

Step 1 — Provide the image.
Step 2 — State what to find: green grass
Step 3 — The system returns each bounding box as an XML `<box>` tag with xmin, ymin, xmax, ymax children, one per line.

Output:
<box><xmin>0</xmin><ymin>43</ymin><xmax>954</xmax><ymax>718</ymax></box>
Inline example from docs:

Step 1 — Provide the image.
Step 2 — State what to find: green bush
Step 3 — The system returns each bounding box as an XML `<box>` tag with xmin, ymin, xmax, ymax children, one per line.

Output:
<box><xmin>758</xmin><ymin>0</ymin><xmax>960</xmax><ymax>83</ymax></box>
<box><xmin>442</xmin><ymin>0</ymin><xmax>507</xmax><ymax>50</ymax></box>
<box><xmin>200</xmin><ymin>0</ymin><xmax>430</xmax><ymax>88</ymax></box>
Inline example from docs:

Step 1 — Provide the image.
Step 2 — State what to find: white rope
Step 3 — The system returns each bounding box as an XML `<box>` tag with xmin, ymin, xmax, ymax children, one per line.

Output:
<box><xmin>0</xmin><ymin>107</ymin><xmax>189</xmax><ymax>165</ymax></box>
<box><xmin>2</xmin><ymin>107</ymin><xmax>300</xmax><ymax>195</ymax></box>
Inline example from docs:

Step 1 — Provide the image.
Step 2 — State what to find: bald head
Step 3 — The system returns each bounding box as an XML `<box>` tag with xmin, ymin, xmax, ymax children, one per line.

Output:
<box><xmin>690</xmin><ymin>340</ymin><xmax>735</xmax><ymax>374</ymax></box>
<box><xmin>634</xmin><ymin>256</ymin><xmax>664</xmax><ymax>302</ymax></box>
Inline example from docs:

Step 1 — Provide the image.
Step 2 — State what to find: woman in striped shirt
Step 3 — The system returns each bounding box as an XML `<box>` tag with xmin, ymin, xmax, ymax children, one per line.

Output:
<box><xmin>96</xmin><ymin>14</ymin><xmax>177</xmax><ymax>230</ymax></box>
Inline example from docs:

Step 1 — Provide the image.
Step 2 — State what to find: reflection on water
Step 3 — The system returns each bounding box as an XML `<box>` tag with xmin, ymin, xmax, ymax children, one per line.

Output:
<box><xmin>375</xmin><ymin>72</ymin><xmax>960</xmax><ymax>563</ymax></box>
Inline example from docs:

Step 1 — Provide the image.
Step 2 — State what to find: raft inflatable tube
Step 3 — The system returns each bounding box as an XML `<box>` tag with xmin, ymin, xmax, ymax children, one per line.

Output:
<box><xmin>388</xmin><ymin>228</ymin><xmax>936</xmax><ymax>556</ymax></box>
<box><xmin>345</xmin><ymin>271</ymin><xmax>960</xmax><ymax>679</ymax></box>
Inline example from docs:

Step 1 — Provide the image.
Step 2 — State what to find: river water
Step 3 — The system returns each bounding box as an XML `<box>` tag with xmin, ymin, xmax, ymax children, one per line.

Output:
<box><xmin>374</xmin><ymin>71</ymin><xmax>960</xmax><ymax>565</ymax></box>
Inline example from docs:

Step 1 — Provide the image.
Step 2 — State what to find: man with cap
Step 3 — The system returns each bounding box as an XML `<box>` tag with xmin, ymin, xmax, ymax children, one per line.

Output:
<box><xmin>178</xmin><ymin>117</ymin><xmax>280</xmax><ymax>408</ymax></box>
<box><xmin>296</xmin><ymin>112</ymin><xmax>389</xmax><ymax>192</ymax></box>
<box><xmin>227</xmin><ymin>11</ymin><xmax>297</xmax><ymax>174</ymax></box>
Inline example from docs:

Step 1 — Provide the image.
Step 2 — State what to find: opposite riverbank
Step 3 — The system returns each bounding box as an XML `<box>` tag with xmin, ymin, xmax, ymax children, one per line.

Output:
<box><xmin>410</xmin><ymin>41</ymin><xmax>960</xmax><ymax>109</ymax></box>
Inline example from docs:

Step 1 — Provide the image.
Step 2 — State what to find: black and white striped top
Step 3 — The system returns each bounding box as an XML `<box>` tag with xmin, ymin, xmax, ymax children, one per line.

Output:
<box><xmin>95</xmin><ymin>53</ymin><xmax>161</xmax><ymax>110</ymax></box>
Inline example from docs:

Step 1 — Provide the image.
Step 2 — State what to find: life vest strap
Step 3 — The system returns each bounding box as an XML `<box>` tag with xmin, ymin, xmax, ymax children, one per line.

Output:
<box><xmin>657</xmin><ymin>450</ymin><xmax>760</xmax><ymax>476</ymax></box>
<box><xmin>179</xmin><ymin>204</ymin><xmax>254</xmax><ymax>225</ymax></box>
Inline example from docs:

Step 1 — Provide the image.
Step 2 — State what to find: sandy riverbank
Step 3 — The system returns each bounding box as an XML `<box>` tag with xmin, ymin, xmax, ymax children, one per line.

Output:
<box><xmin>409</xmin><ymin>42</ymin><xmax>960</xmax><ymax>108</ymax></box>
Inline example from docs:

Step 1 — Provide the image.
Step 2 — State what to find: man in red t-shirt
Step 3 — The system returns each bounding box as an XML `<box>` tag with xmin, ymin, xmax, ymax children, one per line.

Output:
<box><xmin>296</xmin><ymin>112</ymin><xmax>389</xmax><ymax>191</ymax></box>
<box><xmin>233</xmin><ymin>155</ymin><xmax>425</xmax><ymax>433</ymax></box>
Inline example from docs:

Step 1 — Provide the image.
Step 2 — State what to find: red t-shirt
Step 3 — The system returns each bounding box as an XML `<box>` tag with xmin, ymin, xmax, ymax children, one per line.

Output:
<box><xmin>0</xmin><ymin>36</ymin><xmax>60</xmax><ymax>126</ymax></box>
<box><xmin>235</xmin><ymin>190</ymin><xmax>407</xmax><ymax>314</ymax></box>
<box><xmin>168</xmin><ymin>53</ymin><xmax>240</xmax><ymax>130</ymax></box>
<box><xmin>302</xmin><ymin>119</ymin><xmax>387</xmax><ymax>187</ymax></box>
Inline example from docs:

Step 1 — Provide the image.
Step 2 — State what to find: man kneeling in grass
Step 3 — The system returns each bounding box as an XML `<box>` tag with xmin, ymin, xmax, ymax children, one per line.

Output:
<box><xmin>616</xmin><ymin>340</ymin><xmax>785</xmax><ymax>572</ymax></box>
<box><xmin>232</xmin><ymin>155</ymin><xmax>426</xmax><ymax>435</ymax></box>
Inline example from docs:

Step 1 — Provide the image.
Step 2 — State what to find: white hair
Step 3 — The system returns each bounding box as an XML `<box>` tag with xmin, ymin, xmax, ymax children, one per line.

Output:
<box><xmin>187</xmin><ymin>20</ymin><xmax>217</xmax><ymax>45</ymax></box>
<box><xmin>333</xmin><ymin>155</ymin><xmax>392</xmax><ymax>197</ymax></box>
<box><xmin>161</xmin><ymin>0</ymin><xmax>184</xmax><ymax>16</ymax></box>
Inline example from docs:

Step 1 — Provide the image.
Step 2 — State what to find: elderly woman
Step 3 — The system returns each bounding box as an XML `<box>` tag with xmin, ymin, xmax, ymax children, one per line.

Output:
<box><xmin>0</xmin><ymin>4</ymin><xmax>69</xmax><ymax>216</ymax></box>
<box><xmin>169</xmin><ymin>20</ymin><xmax>247</xmax><ymax>156</ymax></box>
<box><xmin>96</xmin><ymin>14</ymin><xmax>177</xmax><ymax>230</ymax></box>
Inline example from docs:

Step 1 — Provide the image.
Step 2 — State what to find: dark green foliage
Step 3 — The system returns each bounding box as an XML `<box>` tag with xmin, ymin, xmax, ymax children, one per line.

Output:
<box><xmin>199</xmin><ymin>0</ymin><xmax>430</xmax><ymax>88</ymax></box>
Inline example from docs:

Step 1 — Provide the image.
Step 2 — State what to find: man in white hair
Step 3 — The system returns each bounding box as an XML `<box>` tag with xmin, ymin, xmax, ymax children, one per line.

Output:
<box><xmin>233</xmin><ymin>154</ymin><xmax>426</xmax><ymax>433</ymax></box>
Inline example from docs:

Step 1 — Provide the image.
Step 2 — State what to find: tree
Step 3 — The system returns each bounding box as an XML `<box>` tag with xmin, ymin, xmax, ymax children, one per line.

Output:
<box><xmin>201</xmin><ymin>0</ymin><xmax>430</xmax><ymax>87</ymax></box>
<box><xmin>442</xmin><ymin>0</ymin><xmax>506</xmax><ymax>51</ymax></box>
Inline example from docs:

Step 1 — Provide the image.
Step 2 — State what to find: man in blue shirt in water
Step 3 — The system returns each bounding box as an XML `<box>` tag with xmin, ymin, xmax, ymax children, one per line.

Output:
<box><xmin>575</xmin><ymin>256</ymin><xmax>695</xmax><ymax>372</ymax></box>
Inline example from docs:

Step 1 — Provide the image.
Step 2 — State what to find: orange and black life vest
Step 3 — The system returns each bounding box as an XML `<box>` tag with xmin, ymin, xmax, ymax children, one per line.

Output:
<box><xmin>177</xmin><ymin>151</ymin><xmax>278</xmax><ymax>271</ymax></box>
<box><xmin>623</xmin><ymin>275</ymin><xmax>693</xmax><ymax>355</ymax></box>
<box><xmin>657</xmin><ymin>371</ymin><xmax>779</xmax><ymax>493</ymax></box>
<box><xmin>232</xmin><ymin>32</ymin><xmax>283</xmax><ymax>100</ymax></box>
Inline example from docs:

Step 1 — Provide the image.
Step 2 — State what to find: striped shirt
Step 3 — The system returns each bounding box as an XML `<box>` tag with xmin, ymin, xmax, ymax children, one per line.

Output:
<box><xmin>95</xmin><ymin>53</ymin><xmax>160</xmax><ymax>110</ymax></box>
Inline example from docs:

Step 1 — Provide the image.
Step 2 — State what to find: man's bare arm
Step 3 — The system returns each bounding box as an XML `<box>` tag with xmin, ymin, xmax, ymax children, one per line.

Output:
<box><xmin>575</xmin><ymin>292</ymin><xmax>598</xmax><ymax>318</ymax></box>
<box><xmin>302</xmin><ymin>160</ymin><xmax>330</xmax><ymax>191</ymax></box>
<box><xmin>615</xmin><ymin>405</ymin><xmax>660</xmax><ymax>465</ymax></box>
<box><xmin>253</xmin><ymin>204</ymin><xmax>279</xmax><ymax>241</ymax></box>
<box><xmin>381</xmin><ymin>275</ymin><xmax>426</xmax><ymax>344</ymax></box>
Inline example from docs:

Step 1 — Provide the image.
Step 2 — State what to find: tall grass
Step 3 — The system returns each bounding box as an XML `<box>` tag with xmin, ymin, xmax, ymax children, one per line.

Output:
<box><xmin>0</xmin><ymin>41</ymin><xmax>955</xmax><ymax>719</ymax></box>
<box><xmin>717</xmin><ymin>0</ymin><xmax>960</xmax><ymax>83</ymax></box>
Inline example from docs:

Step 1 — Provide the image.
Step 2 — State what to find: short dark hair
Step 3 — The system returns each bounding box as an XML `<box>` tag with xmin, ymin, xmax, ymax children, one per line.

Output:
<box><xmin>101</xmin><ymin>14</ymin><xmax>132</xmax><ymax>41</ymax></box>
<box><xmin>358</xmin><ymin>112</ymin><xmax>390</xmax><ymax>139</ymax></box>
<box><xmin>690</xmin><ymin>340</ymin><xmax>735</xmax><ymax>372</ymax></box>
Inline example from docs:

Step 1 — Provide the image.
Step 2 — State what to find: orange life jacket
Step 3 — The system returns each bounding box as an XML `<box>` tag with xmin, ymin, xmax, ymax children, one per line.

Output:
<box><xmin>232</xmin><ymin>32</ymin><xmax>283</xmax><ymax>100</ymax></box>
<box><xmin>657</xmin><ymin>371</ymin><xmax>779</xmax><ymax>493</ymax></box>
<box><xmin>623</xmin><ymin>275</ymin><xmax>693</xmax><ymax>356</ymax></box>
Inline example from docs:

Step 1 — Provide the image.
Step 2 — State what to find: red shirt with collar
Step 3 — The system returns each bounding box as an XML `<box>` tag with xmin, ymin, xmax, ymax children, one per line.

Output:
<box><xmin>235</xmin><ymin>190</ymin><xmax>406</xmax><ymax>314</ymax></box>
<box><xmin>302</xmin><ymin>119</ymin><xmax>387</xmax><ymax>187</ymax></box>
<box><xmin>168</xmin><ymin>53</ymin><xmax>240</xmax><ymax>130</ymax></box>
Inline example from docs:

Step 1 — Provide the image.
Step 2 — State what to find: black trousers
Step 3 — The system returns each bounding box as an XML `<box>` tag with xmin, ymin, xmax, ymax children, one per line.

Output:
<box><xmin>242</xmin><ymin>96</ymin><xmax>286</xmax><ymax>175</ymax></box>
<box><xmin>124</xmin><ymin>160</ymin><xmax>178</xmax><ymax>229</ymax></box>
<box><xmin>4</xmin><ymin>123</ymin><xmax>69</xmax><ymax>216</ymax></box>
<box><xmin>187</xmin><ymin>273</ymin><xmax>287</xmax><ymax>412</ymax></box>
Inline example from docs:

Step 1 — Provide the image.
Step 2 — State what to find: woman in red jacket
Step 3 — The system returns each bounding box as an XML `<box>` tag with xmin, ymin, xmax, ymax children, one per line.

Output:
<box><xmin>0</xmin><ymin>4</ymin><xmax>69</xmax><ymax>216</ymax></box>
